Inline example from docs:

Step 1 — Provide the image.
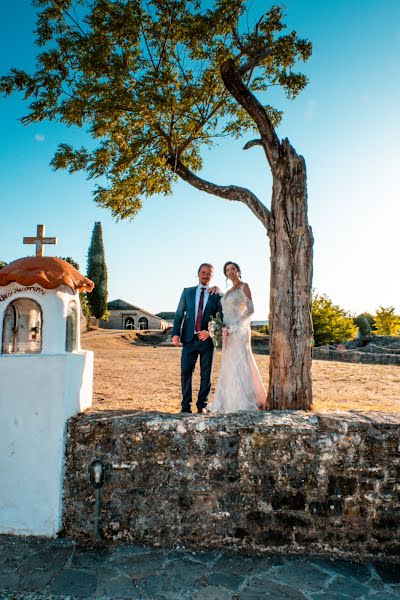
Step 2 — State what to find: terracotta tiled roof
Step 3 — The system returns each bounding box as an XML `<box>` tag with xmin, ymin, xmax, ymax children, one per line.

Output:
<box><xmin>0</xmin><ymin>257</ymin><xmax>94</xmax><ymax>293</ymax></box>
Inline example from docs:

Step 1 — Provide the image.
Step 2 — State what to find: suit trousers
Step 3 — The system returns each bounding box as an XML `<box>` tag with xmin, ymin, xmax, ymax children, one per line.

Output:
<box><xmin>181</xmin><ymin>335</ymin><xmax>214</xmax><ymax>412</ymax></box>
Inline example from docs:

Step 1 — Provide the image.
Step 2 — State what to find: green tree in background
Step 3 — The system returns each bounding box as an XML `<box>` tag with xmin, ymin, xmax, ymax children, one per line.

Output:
<box><xmin>0</xmin><ymin>261</ymin><xmax>7</xmax><ymax>270</ymax></box>
<box><xmin>353</xmin><ymin>312</ymin><xmax>376</xmax><ymax>339</ymax></box>
<box><xmin>60</xmin><ymin>256</ymin><xmax>91</xmax><ymax>320</ymax></box>
<box><xmin>374</xmin><ymin>307</ymin><xmax>400</xmax><ymax>336</ymax></box>
<box><xmin>86</xmin><ymin>222</ymin><xmax>108</xmax><ymax>321</ymax></box>
<box><xmin>60</xmin><ymin>256</ymin><xmax>79</xmax><ymax>271</ymax></box>
<box><xmin>1</xmin><ymin>0</ymin><xmax>314</xmax><ymax>409</ymax></box>
<box><xmin>312</xmin><ymin>293</ymin><xmax>357</xmax><ymax>347</ymax></box>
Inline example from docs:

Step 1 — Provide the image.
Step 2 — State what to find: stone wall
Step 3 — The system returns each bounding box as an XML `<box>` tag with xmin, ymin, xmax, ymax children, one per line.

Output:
<box><xmin>313</xmin><ymin>346</ymin><xmax>400</xmax><ymax>366</ymax></box>
<box><xmin>63</xmin><ymin>411</ymin><xmax>400</xmax><ymax>560</ymax></box>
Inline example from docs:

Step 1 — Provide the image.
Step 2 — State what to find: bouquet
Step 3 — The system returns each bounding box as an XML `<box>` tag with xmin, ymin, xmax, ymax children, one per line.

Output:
<box><xmin>208</xmin><ymin>312</ymin><xmax>225</xmax><ymax>347</ymax></box>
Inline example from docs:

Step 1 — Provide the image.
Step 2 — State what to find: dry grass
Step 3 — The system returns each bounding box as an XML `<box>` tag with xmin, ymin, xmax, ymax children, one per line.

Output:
<box><xmin>82</xmin><ymin>329</ymin><xmax>400</xmax><ymax>414</ymax></box>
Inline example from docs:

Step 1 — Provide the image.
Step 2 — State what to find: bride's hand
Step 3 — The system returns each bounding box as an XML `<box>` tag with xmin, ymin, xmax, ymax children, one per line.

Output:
<box><xmin>222</xmin><ymin>327</ymin><xmax>230</xmax><ymax>341</ymax></box>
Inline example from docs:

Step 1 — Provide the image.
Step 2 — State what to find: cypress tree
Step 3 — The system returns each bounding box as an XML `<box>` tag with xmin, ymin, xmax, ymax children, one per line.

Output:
<box><xmin>86</xmin><ymin>222</ymin><xmax>108</xmax><ymax>320</ymax></box>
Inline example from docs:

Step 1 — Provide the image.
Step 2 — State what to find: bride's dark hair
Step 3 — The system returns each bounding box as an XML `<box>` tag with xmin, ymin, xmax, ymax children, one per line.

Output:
<box><xmin>223</xmin><ymin>261</ymin><xmax>241</xmax><ymax>278</ymax></box>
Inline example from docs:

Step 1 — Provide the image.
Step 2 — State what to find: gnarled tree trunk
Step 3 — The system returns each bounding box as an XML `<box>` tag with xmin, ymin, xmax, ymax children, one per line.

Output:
<box><xmin>268</xmin><ymin>139</ymin><xmax>313</xmax><ymax>409</ymax></box>
<box><xmin>220</xmin><ymin>59</ymin><xmax>314</xmax><ymax>410</ymax></box>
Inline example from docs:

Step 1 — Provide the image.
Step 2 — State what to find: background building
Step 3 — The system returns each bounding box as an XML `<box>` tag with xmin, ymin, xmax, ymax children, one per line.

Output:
<box><xmin>101</xmin><ymin>299</ymin><xmax>171</xmax><ymax>331</ymax></box>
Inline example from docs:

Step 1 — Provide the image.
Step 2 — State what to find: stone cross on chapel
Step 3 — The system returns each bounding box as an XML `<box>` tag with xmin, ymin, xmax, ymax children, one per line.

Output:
<box><xmin>23</xmin><ymin>224</ymin><xmax>58</xmax><ymax>257</ymax></box>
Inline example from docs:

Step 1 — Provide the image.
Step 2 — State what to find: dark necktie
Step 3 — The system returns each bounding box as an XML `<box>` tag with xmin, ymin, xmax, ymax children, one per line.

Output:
<box><xmin>195</xmin><ymin>287</ymin><xmax>205</xmax><ymax>332</ymax></box>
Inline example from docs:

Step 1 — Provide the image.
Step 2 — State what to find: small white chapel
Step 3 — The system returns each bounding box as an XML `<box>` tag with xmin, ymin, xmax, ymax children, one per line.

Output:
<box><xmin>0</xmin><ymin>225</ymin><xmax>94</xmax><ymax>536</ymax></box>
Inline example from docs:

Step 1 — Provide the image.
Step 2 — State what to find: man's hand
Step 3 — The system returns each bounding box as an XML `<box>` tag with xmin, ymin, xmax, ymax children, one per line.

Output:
<box><xmin>208</xmin><ymin>286</ymin><xmax>220</xmax><ymax>295</ymax></box>
<box><xmin>197</xmin><ymin>330</ymin><xmax>210</xmax><ymax>341</ymax></box>
<box><xmin>172</xmin><ymin>335</ymin><xmax>182</xmax><ymax>347</ymax></box>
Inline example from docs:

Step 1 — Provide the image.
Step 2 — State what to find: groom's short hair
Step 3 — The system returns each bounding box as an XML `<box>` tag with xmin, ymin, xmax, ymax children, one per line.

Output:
<box><xmin>198</xmin><ymin>263</ymin><xmax>214</xmax><ymax>274</ymax></box>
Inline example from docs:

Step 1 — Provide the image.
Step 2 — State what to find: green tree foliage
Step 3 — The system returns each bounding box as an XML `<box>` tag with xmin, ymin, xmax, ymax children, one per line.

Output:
<box><xmin>0</xmin><ymin>261</ymin><xmax>7</xmax><ymax>270</ymax></box>
<box><xmin>353</xmin><ymin>312</ymin><xmax>376</xmax><ymax>338</ymax></box>
<box><xmin>60</xmin><ymin>256</ymin><xmax>91</xmax><ymax>318</ymax></box>
<box><xmin>0</xmin><ymin>1</ymin><xmax>311</xmax><ymax>219</ymax></box>
<box><xmin>374</xmin><ymin>306</ymin><xmax>400</xmax><ymax>336</ymax></box>
<box><xmin>257</xmin><ymin>324</ymin><xmax>269</xmax><ymax>335</ymax></box>
<box><xmin>353</xmin><ymin>313</ymin><xmax>376</xmax><ymax>339</ymax></box>
<box><xmin>86</xmin><ymin>222</ymin><xmax>108</xmax><ymax>320</ymax></box>
<box><xmin>312</xmin><ymin>293</ymin><xmax>357</xmax><ymax>347</ymax></box>
<box><xmin>60</xmin><ymin>256</ymin><xmax>79</xmax><ymax>270</ymax></box>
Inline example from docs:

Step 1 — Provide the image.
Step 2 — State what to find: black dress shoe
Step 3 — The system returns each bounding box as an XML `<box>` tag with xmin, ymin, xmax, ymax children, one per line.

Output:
<box><xmin>181</xmin><ymin>409</ymin><xmax>192</xmax><ymax>414</ymax></box>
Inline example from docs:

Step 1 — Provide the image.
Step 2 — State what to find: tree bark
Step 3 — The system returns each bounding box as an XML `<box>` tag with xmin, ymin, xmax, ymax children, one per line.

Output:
<box><xmin>268</xmin><ymin>140</ymin><xmax>313</xmax><ymax>409</ymax></box>
<box><xmin>220</xmin><ymin>58</ymin><xmax>314</xmax><ymax>410</ymax></box>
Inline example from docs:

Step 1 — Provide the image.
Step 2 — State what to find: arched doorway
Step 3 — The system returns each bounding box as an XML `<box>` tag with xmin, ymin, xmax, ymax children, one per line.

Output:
<box><xmin>2</xmin><ymin>298</ymin><xmax>42</xmax><ymax>354</ymax></box>
<box><xmin>138</xmin><ymin>317</ymin><xmax>148</xmax><ymax>330</ymax></box>
<box><xmin>125</xmin><ymin>317</ymin><xmax>135</xmax><ymax>330</ymax></box>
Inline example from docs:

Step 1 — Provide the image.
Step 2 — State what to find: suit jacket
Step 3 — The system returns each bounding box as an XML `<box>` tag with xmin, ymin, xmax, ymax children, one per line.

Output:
<box><xmin>172</xmin><ymin>286</ymin><xmax>223</xmax><ymax>344</ymax></box>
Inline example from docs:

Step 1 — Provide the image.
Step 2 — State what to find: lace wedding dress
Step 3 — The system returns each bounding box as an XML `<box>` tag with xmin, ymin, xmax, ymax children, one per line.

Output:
<box><xmin>210</xmin><ymin>284</ymin><xmax>266</xmax><ymax>412</ymax></box>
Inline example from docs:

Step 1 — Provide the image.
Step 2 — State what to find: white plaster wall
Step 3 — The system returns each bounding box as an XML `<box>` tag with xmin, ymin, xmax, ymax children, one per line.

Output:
<box><xmin>0</xmin><ymin>283</ymin><xmax>81</xmax><ymax>353</ymax></box>
<box><xmin>0</xmin><ymin>351</ymin><xmax>93</xmax><ymax>536</ymax></box>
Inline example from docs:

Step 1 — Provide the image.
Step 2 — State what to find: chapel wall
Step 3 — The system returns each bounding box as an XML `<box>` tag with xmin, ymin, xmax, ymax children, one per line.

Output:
<box><xmin>0</xmin><ymin>282</ymin><xmax>80</xmax><ymax>353</ymax></box>
<box><xmin>63</xmin><ymin>411</ymin><xmax>400</xmax><ymax>560</ymax></box>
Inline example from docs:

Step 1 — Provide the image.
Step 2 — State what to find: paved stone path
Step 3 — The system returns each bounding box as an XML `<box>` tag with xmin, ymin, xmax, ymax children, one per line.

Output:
<box><xmin>1</xmin><ymin>535</ymin><xmax>400</xmax><ymax>599</ymax></box>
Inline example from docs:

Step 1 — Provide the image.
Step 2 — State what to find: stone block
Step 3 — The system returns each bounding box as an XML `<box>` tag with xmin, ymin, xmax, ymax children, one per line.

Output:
<box><xmin>328</xmin><ymin>475</ymin><xmax>357</xmax><ymax>497</ymax></box>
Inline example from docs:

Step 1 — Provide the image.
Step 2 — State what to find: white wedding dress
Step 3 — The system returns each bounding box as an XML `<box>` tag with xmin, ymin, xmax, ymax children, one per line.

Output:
<box><xmin>210</xmin><ymin>284</ymin><xmax>266</xmax><ymax>412</ymax></box>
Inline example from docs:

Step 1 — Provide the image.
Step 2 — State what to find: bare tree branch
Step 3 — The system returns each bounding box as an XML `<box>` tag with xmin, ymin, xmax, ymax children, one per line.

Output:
<box><xmin>220</xmin><ymin>58</ymin><xmax>280</xmax><ymax>171</ymax></box>
<box><xmin>243</xmin><ymin>139</ymin><xmax>263</xmax><ymax>150</ymax></box>
<box><xmin>166</xmin><ymin>155</ymin><xmax>271</xmax><ymax>228</ymax></box>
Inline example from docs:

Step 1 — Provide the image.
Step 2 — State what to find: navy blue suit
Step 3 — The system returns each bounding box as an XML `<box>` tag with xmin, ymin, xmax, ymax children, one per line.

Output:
<box><xmin>173</xmin><ymin>286</ymin><xmax>223</xmax><ymax>412</ymax></box>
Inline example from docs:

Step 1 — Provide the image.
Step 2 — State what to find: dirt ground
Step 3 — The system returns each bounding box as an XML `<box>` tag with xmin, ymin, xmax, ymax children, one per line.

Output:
<box><xmin>82</xmin><ymin>329</ymin><xmax>400</xmax><ymax>414</ymax></box>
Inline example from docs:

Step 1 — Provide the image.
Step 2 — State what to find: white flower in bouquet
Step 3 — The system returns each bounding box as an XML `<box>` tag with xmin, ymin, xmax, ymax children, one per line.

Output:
<box><xmin>208</xmin><ymin>312</ymin><xmax>225</xmax><ymax>347</ymax></box>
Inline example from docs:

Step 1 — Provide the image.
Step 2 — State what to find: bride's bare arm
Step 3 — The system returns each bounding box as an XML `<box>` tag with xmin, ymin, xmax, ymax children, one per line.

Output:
<box><xmin>241</xmin><ymin>283</ymin><xmax>254</xmax><ymax>318</ymax></box>
<box><xmin>242</xmin><ymin>283</ymin><xmax>252</xmax><ymax>300</ymax></box>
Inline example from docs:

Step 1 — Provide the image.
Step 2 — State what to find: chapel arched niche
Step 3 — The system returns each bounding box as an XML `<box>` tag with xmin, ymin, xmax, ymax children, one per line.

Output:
<box><xmin>65</xmin><ymin>301</ymin><xmax>78</xmax><ymax>352</ymax></box>
<box><xmin>2</xmin><ymin>298</ymin><xmax>42</xmax><ymax>354</ymax></box>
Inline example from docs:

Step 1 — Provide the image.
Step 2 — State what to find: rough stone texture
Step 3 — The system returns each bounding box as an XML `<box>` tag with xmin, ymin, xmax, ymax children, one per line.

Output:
<box><xmin>2</xmin><ymin>535</ymin><xmax>400</xmax><ymax>599</ymax></box>
<box><xmin>63</xmin><ymin>411</ymin><xmax>400</xmax><ymax>560</ymax></box>
<box><xmin>312</xmin><ymin>346</ymin><xmax>400</xmax><ymax>365</ymax></box>
<box><xmin>313</xmin><ymin>336</ymin><xmax>400</xmax><ymax>365</ymax></box>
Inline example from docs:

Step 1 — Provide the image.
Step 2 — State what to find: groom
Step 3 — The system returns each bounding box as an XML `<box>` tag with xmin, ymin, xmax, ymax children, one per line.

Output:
<box><xmin>172</xmin><ymin>263</ymin><xmax>223</xmax><ymax>414</ymax></box>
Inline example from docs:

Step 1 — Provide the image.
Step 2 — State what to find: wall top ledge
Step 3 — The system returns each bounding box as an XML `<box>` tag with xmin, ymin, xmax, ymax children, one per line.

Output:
<box><xmin>72</xmin><ymin>409</ymin><xmax>400</xmax><ymax>432</ymax></box>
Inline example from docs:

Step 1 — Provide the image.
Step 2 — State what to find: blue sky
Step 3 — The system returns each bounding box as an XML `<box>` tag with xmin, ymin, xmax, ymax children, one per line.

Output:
<box><xmin>1</xmin><ymin>0</ymin><xmax>399</xmax><ymax>319</ymax></box>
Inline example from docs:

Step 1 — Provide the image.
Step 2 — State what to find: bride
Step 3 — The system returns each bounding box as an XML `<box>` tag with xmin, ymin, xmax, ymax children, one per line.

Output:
<box><xmin>210</xmin><ymin>261</ymin><xmax>266</xmax><ymax>413</ymax></box>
